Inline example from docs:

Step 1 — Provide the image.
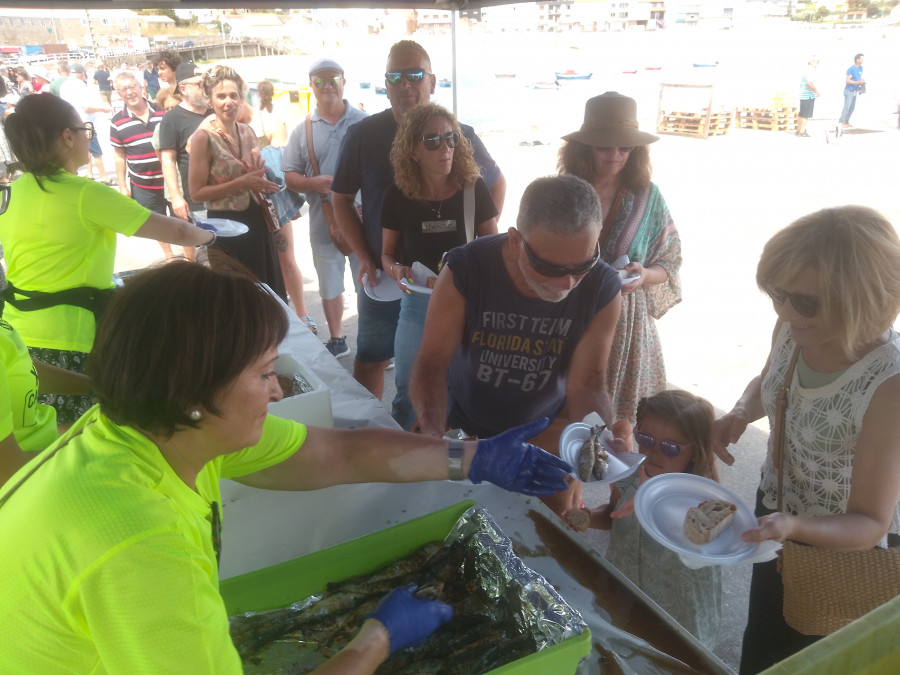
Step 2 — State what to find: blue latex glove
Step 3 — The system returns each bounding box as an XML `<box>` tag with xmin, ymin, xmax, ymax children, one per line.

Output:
<box><xmin>195</xmin><ymin>221</ymin><xmax>217</xmax><ymax>246</ymax></box>
<box><xmin>366</xmin><ymin>584</ymin><xmax>453</xmax><ymax>655</ymax></box>
<box><xmin>468</xmin><ymin>417</ymin><xmax>573</xmax><ymax>496</ymax></box>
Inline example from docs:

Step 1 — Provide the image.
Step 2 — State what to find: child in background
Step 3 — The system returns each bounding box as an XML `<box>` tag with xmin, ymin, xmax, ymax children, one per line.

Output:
<box><xmin>570</xmin><ymin>389</ymin><xmax>722</xmax><ymax>648</ymax></box>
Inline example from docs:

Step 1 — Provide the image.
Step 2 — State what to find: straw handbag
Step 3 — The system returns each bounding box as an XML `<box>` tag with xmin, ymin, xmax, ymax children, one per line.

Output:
<box><xmin>774</xmin><ymin>347</ymin><xmax>900</xmax><ymax>635</ymax></box>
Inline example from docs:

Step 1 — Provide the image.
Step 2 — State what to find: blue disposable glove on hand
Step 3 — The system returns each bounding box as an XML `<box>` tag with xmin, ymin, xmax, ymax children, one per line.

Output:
<box><xmin>468</xmin><ymin>417</ymin><xmax>573</xmax><ymax>496</ymax></box>
<box><xmin>195</xmin><ymin>221</ymin><xmax>217</xmax><ymax>246</ymax></box>
<box><xmin>366</xmin><ymin>584</ymin><xmax>453</xmax><ymax>655</ymax></box>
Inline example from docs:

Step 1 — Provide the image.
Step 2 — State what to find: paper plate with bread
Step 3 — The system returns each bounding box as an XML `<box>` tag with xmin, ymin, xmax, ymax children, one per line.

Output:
<box><xmin>399</xmin><ymin>261</ymin><xmax>437</xmax><ymax>295</ymax></box>
<box><xmin>634</xmin><ymin>474</ymin><xmax>760</xmax><ymax>565</ymax></box>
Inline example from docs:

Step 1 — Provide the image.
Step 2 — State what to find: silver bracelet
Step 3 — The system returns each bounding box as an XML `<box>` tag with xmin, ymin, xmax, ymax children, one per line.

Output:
<box><xmin>448</xmin><ymin>439</ymin><xmax>464</xmax><ymax>481</ymax></box>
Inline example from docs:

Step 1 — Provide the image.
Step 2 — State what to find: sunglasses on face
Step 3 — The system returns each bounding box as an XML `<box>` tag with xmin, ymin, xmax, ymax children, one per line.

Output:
<box><xmin>633</xmin><ymin>428</ymin><xmax>690</xmax><ymax>458</ymax></box>
<box><xmin>312</xmin><ymin>75</ymin><xmax>342</xmax><ymax>89</ymax></box>
<box><xmin>592</xmin><ymin>146</ymin><xmax>634</xmax><ymax>154</ymax></box>
<box><xmin>765</xmin><ymin>286</ymin><xmax>819</xmax><ymax>318</ymax></box>
<box><xmin>70</xmin><ymin>121</ymin><xmax>95</xmax><ymax>140</ymax></box>
<box><xmin>421</xmin><ymin>131</ymin><xmax>460</xmax><ymax>151</ymax></box>
<box><xmin>385</xmin><ymin>68</ymin><xmax>428</xmax><ymax>85</ymax></box>
<box><xmin>521</xmin><ymin>237</ymin><xmax>600</xmax><ymax>278</ymax></box>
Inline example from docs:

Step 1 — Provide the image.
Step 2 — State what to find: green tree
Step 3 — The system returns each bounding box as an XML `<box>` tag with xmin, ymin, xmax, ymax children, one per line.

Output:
<box><xmin>816</xmin><ymin>5</ymin><xmax>831</xmax><ymax>19</ymax></box>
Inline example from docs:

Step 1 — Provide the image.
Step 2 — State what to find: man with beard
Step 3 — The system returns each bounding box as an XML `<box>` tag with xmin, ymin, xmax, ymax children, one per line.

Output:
<box><xmin>109</xmin><ymin>71</ymin><xmax>171</xmax><ymax>258</ymax></box>
<box><xmin>330</xmin><ymin>39</ymin><xmax>506</xmax><ymax>415</ymax></box>
<box><xmin>410</xmin><ymin>176</ymin><xmax>621</xmax><ymax>514</ymax></box>
<box><xmin>158</xmin><ymin>62</ymin><xmax>211</xmax><ymax>260</ymax></box>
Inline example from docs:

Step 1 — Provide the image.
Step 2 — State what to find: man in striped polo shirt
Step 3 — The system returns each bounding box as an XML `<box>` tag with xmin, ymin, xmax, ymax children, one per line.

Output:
<box><xmin>109</xmin><ymin>70</ymin><xmax>172</xmax><ymax>258</ymax></box>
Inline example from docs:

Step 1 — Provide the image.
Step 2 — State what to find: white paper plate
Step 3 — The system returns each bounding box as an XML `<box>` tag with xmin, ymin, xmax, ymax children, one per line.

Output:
<box><xmin>634</xmin><ymin>473</ymin><xmax>760</xmax><ymax>564</ymax></box>
<box><xmin>197</xmin><ymin>218</ymin><xmax>249</xmax><ymax>237</ymax></box>
<box><xmin>558</xmin><ymin>422</ymin><xmax>645</xmax><ymax>485</ymax></box>
<box><xmin>399</xmin><ymin>262</ymin><xmax>437</xmax><ymax>295</ymax></box>
<box><xmin>620</xmin><ymin>274</ymin><xmax>641</xmax><ymax>285</ymax></box>
<box><xmin>399</xmin><ymin>279</ymin><xmax>433</xmax><ymax>295</ymax></box>
<box><xmin>363</xmin><ymin>269</ymin><xmax>403</xmax><ymax>302</ymax></box>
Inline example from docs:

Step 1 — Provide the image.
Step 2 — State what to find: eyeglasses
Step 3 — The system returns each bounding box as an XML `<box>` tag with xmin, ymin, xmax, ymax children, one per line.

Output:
<box><xmin>312</xmin><ymin>75</ymin><xmax>342</xmax><ymax>89</ymax></box>
<box><xmin>521</xmin><ymin>237</ymin><xmax>600</xmax><ymax>278</ymax></box>
<box><xmin>115</xmin><ymin>83</ymin><xmax>141</xmax><ymax>94</ymax></box>
<box><xmin>421</xmin><ymin>131</ymin><xmax>460</xmax><ymax>151</ymax></box>
<box><xmin>385</xmin><ymin>68</ymin><xmax>429</xmax><ymax>85</ymax></box>
<box><xmin>765</xmin><ymin>286</ymin><xmax>819</xmax><ymax>318</ymax></box>
<box><xmin>592</xmin><ymin>146</ymin><xmax>634</xmax><ymax>154</ymax></box>
<box><xmin>70</xmin><ymin>122</ymin><xmax>95</xmax><ymax>140</ymax></box>
<box><xmin>633</xmin><ymin>428</ymin><xmax>691</xmax><ymax>458</ymax></box>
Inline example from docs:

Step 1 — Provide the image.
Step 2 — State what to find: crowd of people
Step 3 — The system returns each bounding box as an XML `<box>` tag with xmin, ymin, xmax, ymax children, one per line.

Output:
<box><xmin>0</xmin><ymin>40</ymin><xmax>897</xmax><ymax>675</ymax></box>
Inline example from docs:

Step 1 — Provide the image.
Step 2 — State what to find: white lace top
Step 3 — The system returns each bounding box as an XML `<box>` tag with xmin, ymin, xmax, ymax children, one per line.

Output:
<box><xmin>759</xmin><ymin>324</ymin><xmax>900</xmax><ymax>544</ymax></box>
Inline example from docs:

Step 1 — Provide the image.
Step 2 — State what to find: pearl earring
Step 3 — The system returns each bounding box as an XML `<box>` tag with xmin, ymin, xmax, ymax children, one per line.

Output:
<box><xmin>189</xmin><ymin>410</ymin><xmax>202</xmax><ymax>421</ymax></box>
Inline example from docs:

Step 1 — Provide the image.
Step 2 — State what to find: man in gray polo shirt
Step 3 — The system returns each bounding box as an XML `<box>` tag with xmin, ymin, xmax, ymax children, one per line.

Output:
<box><xmin>283</xmin><ymin>58</ymin><xmax>367</xmax><ymax>359</ymax></box>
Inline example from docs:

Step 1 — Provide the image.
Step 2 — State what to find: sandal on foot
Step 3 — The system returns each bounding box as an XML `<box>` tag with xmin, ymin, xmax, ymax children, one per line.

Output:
<box><xmin>300</xmin><ymin>316</ymin><xmax>318</xmax><ymax>335</ymax></box>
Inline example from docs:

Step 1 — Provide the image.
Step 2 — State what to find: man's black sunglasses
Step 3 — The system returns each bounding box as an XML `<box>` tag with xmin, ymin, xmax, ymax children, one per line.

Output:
<box><xmin>385</xmin><ymin>68</ymin><xmax>428</xmax><ymax>84</ymax></box>
<box><xmin>522</xmin><ymin>237</ymin><xmax>600</xmax><ymax>278</ymax></box>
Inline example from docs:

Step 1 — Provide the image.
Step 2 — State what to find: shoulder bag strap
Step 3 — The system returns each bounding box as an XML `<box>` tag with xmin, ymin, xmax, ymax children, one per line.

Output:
<box><xmin>305</xmin><ymin>115</ymin><xmax>321</xmax><ymax>177</ymax></box>
<box><xmin>775</xmin><ymin>345</ymin><xmax>801</xmax><ymax>512</ymax></box>
<box><xmin>464</xmin><ymin>180</ymin><xmax>475</xmax><ymax>242</ymax></box>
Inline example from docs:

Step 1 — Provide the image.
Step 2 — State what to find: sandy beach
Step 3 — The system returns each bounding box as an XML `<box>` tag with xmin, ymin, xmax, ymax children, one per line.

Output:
<box><xmin>107</xmin><ymin>21</ymin><xmax>900</xmax><ymax>671</ymax></box>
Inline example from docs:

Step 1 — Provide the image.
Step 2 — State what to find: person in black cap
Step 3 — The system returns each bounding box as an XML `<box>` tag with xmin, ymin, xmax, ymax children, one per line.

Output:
<box><xmin>157</xmin><ymin>61</ymin><xmax>212</xmax><ymax>261</ymax></box>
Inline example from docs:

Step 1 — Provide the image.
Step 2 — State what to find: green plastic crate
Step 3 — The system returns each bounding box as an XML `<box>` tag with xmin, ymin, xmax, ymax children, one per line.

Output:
<box><xmin>220</xmin><ymin>500</ymin><xmax>591</xmax><ymax>674</ymax></box>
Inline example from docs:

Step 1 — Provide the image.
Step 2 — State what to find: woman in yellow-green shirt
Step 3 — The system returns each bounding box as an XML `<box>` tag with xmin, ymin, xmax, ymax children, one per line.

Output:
<box><xmin>0</xmin><ymin>94</ymin><xmax>216</xmax><ymax>426</ymax></box>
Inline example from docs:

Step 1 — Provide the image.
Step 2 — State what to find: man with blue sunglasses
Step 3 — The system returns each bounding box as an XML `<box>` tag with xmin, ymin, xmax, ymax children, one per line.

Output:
<box><xmin>331</xmin><ymin>40</ymin><xmax>507</xmax><ymax>408</ymax></box>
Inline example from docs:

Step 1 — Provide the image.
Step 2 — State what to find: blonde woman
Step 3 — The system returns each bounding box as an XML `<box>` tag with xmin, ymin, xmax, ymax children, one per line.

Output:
<box><xmin>381</xmin><ymin>102</ymin><xmax>498</xmax><ymax>430</ymax></box>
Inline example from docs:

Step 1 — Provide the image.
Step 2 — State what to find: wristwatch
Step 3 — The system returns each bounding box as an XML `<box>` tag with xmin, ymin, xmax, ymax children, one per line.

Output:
<box><xmin>448</xmin><ymin>439</ymin><xmax>464</xmax><ymax>481</ymax></box>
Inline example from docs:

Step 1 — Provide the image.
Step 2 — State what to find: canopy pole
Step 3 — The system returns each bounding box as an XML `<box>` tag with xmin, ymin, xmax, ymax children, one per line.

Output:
<box><xmin>451</xmin><ymin>10</ymin><xmax>458</xmax><ymax>116</ymax></box>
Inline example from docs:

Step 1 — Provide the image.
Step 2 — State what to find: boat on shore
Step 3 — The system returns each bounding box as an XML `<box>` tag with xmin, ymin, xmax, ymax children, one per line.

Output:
<box><xmin>533</xmin><ymin>80</ymin><xmax>560</xmax><ymax>90</ymax></box>
<box><xmin>375</xmin><ymin>86</ymin><xmax>387</xmax><ymax>95</ymax></box>
<box><xmin>693</xmin><ymin>62</ymin><xmax>719</xmax><ymax>68</ymax></box>
<box><xmin>359</xmin><ymin>81</ymin><xmax>370</xmax><ymax>89</ymax></box>
<box><xmin>555</xmin><ymin>70</ymin><xmax>592</xmax><ymax>80</ymax></box>
<box><xmin>438</xmin><ymin>78</ymin><xmax>451</xmax><ymax>88</ymax></box>
<box><xmin>494</xmin><ymin>73</ymin><xmax>516</xmax><ymax>78</ymax></box>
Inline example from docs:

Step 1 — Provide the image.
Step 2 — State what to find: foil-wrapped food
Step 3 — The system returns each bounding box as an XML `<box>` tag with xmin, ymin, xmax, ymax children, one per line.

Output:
<box><xmin>229</xmin><ymin>506</ymin><xmax>586</xmax><ymax>674</ymax></box>
<box><xmin>276</xmin><ymin>373</ymin><xmax>315</xmax><ymax>399</ymax></box>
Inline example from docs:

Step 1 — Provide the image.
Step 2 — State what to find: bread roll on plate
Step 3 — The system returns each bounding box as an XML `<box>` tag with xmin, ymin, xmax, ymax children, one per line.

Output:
<box><xmin>683</xmin><ymin>499</ymin><xmax>736</xmax><ymax>545</ymax></box>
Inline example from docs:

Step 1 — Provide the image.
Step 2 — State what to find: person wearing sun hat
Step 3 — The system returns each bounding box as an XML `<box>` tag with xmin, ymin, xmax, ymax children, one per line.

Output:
<box><xmin>558</xmin><ymin>91</ymin><xmax>682</xmax><ymax>447</ymax></box>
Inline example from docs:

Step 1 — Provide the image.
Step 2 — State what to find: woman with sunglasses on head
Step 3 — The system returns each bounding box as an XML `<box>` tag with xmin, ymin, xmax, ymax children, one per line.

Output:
<box><xmin>381</xmin><ymin>102</ymin><xmax>498</xmax><ymax>430</ymax></box>
<box><xmin>569</xmin><ymin>390</ymin><xmax>722</xmax><ymax>647</ymax></box>
<box><xmin>559</xmin><ymin>92</ymin><xmax>682</xmax><ymax>446</ymax></box>
<box><xmin>712</xmin><ymin>206</ymin><xmax>900</xmax><ymax>672</ymax></box>
<box><xmin>188</xmin><ymin>65</ymin><xmax>287</xmax><ymax>302</ymax></box>
<box><xmin>0</xmin><ymin>94</ymin><xmax>217</xmax><ymax>429</ymax></box>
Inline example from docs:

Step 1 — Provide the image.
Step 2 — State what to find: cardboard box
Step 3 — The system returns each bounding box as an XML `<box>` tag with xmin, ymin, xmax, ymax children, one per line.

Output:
<box><xmin>220</xmin><ymin>501</ymin><xmax>592</xmax><ymax>674</ymax></box>
<box><xmin>267</xmin><ymin>354</ymin><xmax>333</xmax><ymax>428</ymax></box>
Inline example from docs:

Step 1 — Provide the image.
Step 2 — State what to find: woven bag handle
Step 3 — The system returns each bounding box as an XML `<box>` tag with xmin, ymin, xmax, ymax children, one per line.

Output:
<box><xmin>775</xmin><ymin>345</ymin><xmax>801</xmax><ymax>512</ymax></box>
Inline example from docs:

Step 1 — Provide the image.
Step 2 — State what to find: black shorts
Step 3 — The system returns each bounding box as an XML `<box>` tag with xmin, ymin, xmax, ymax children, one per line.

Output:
<box><xmin>799</xmin><ymin>98</ymin><xmax>815</xmax><ymax>119</ymax></box>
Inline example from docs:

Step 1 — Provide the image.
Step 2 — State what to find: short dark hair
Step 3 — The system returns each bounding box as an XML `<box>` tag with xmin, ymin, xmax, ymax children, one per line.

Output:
<box><xmin>517</xmin><ymin>175</ymin><xmax>601</xmax><ymax>236</ymax></box>
<box><xmin>854</xmin><ymin>53</ymin><xmax>864</xmax><ymax>62</ymax></box>
<box><xmin>154</xmin><ymin>50</ymin><xmax>182</xmax><ymax>71</ymax></box>
<box><xmin>4</xmin><ymin>94</ymin><xmax>79</xmax><ymax>189</ymax></box>
<box><xmin>89</xmin><ymin>262</ymin><xmax>289</xmax><ymax>437</ymax></box>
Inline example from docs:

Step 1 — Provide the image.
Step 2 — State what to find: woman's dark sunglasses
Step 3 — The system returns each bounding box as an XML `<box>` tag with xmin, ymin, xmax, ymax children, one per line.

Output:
<box><xmin>385</xmin><ymin>68</ymin><xmax>428</xmax><ymax>84</ymax></box>
<box><xmin>421</xmin><ymin>131</ymin><xmax>460</xmax><ymax>151</ymax></box>
<box><xmin>765</xmin><ymin>286</ymin><xmax>819</xmax><ymax>318</ymax></box>
<box><xmin>522</xmin><ymin>238</ymin><xmax>600</xmax><ymax>278</ymax></box>
<box><xmin>633</xmin><ymin>429</ymin><xmax>689</xmax><ymax>458</ymax></box>
<box><xmin>593</xmin><ymin>146</ymin><xmax>634</xmax><ymax>154</ymax></box>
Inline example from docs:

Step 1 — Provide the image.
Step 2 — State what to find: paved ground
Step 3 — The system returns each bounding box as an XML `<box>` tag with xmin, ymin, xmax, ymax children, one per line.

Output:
<box><xmin>112</xmin><ymin>102</ymin><xmax>900</xmax><ymax>671</ymax></box>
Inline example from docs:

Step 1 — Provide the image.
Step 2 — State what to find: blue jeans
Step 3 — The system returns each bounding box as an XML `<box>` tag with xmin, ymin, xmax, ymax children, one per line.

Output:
<box><xmin>392</xmin><ymin>291</ymin><xmax>430</xmax><ymax>430</ymax></box>
<box><xmin>356</xmin><ymin>291</ymin><xmax>400</xmax><ymax>363</ymax></box>
<box><xmin>839</xmin><ymin>90</ymin><xmax>857</xmax><ymax>123</ymax></box>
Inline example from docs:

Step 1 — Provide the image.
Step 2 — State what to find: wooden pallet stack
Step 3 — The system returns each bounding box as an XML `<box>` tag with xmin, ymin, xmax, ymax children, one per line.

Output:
<box><xmin>734</xmin><ymin>100</ymin><xmax>799</xmax><ymax>132</ymax></box>
<box><xmin>657</xmin><ymin>110</ymin><xmax>734</xmax><ymax>138</ymax></box>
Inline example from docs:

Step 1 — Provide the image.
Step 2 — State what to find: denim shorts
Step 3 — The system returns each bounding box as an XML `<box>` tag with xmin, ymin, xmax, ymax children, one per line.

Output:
<box><xmin>356</xmin><ymin>290</ymin><xmax>400</xmax><ymax>362</ymax></box>
<box><xmin>311</xmin><ymin>240</ymin><xmax>360</xmax><ymax>300</ymax></box>
<box><xmin>88</xmin><ymin>134</ymin><xmax>103</xmax><ymax>158</ymax></box>
<box><xmin>130</xmin><ymin>185</ymin><xmax>168</xmax><ymax>214</ymax></box>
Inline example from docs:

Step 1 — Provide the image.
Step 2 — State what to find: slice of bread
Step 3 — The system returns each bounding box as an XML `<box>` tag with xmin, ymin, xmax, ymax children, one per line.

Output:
<box><xmin>565</xmin><ymin>508</ymin><xmax>591</xmax><ymax>532</ymax></box>
<box><xmin>683</xmin><ymin>499</ymin><xmax>737</xmax><ymax>545</ymax></box>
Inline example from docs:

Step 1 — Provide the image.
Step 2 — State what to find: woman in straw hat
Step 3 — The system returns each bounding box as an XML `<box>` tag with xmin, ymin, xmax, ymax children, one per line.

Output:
<box><xmin>558</xmin><ymin>92</ymin><xmax>682</xmax><ymax>444</ymax></box>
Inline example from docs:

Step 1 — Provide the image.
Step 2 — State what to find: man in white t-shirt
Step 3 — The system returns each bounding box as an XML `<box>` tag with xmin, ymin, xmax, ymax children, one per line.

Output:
<box><xmin>59</xmin><ymin>63</ymin><xmax>111</xmax><ymax>183</ymax></box>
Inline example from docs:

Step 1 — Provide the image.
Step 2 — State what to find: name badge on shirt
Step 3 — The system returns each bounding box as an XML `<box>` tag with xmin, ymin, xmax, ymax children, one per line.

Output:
<box><xmin>421</xmin><ymin>219</ymin><xmax>457</xmax><ymax>234</ymax></box>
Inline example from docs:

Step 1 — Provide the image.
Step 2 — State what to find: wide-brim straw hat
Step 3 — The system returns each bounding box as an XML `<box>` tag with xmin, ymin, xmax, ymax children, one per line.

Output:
<box><xmin>563</xmin><ymin>91</ymin><xmax>658</xmax><ymax>147</ymax></box>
